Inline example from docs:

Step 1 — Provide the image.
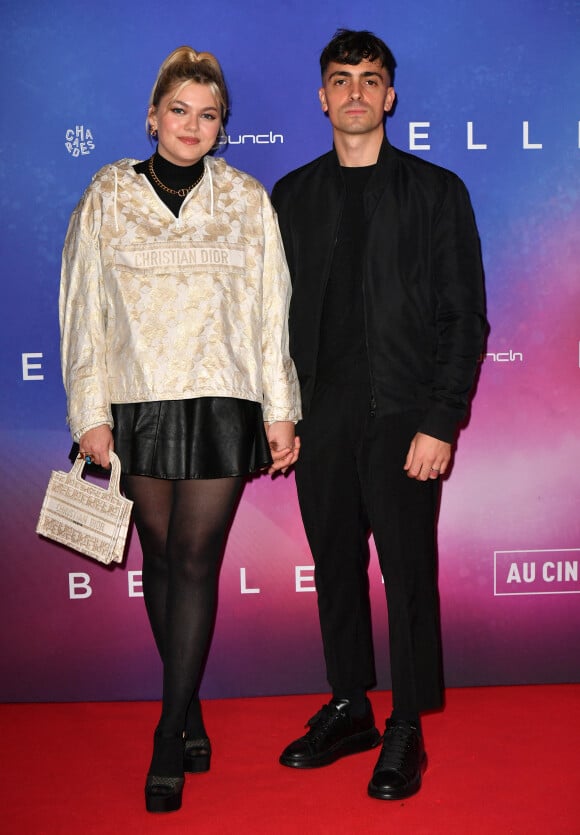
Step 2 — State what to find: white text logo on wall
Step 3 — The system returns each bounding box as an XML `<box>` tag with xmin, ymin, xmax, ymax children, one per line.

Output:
<box><xmin>218</xmin><ymin>122</ymin><xmax>580</xmax><ymax>151</ymax></box>
<box><xmin>67</xmin><ymin>566</ymin><xmax>315</xmax><ymax>599</ymax></box>
<box><xmin>406</xmin><ymin>121</ymin><xmax>580</xmax><ymax>151</ymax></box>
<box><xmin>219</xmin><ymin>131</ymin><xmax>284</xmax><ymax>146</ymax></box>
<box><xmin>65</xmin><ymin>126</ymin><xmax>95</xmax><ymax>157</ymax></box>
<box><xmin>480</xmin><ymin>349</ymin><xmax>523</xmax><ymax>363</ymax></box>
<box><xmin>494</xmin><ymin>549</ymin><xmax>580</xmax><ymax>596</ymax></box>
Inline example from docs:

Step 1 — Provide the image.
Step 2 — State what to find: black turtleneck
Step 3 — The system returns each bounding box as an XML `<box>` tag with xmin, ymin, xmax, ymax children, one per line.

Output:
<box><xmin>134</xmin><ymin>151</ymin><xmax>205</xmax><ymax>217</ymax></box>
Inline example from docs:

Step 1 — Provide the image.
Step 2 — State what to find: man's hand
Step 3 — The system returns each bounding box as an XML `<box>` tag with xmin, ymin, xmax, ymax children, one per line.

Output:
<box><xmin>404</xmin><ymin>432</ymin><xmax>452</xmax><ymax>481</ymax></box>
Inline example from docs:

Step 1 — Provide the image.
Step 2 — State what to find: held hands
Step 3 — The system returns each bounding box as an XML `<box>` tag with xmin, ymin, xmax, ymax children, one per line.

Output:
<box><xmin>78</xmin><ymin>425</ymin><xmax>114</xmax><ymax>469</ymax></box>
<box><xmin>79</xmin><ymin>422</ymin><xmax>300</xmax><ymax>474</ymax></box>
<box><xmin>404</xmin><ymin>432</ymin><xmax>452</xmax><ymax>481</ymax></box>
<box><xmin>265</xmin><ymin>421</ymin><xmax>300</xmax><ymax>475</ymax></box>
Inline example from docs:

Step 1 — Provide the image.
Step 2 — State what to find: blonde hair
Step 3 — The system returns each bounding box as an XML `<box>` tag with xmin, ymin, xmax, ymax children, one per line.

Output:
<box><xmin>147</xmin><ymin>46</ymin><xmax>229</xmax><ymax>142</ymax></box>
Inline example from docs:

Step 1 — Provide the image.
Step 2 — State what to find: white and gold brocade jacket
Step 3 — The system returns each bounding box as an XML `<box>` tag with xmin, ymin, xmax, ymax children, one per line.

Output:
<box><xmin>60</xmin><ymin>156</ymin><xmax>301</xmax><ymax>441</ymax></box>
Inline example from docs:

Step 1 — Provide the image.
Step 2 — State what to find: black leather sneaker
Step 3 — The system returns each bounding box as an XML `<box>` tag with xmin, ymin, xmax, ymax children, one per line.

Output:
<box><xmin>279</xmin><ymin>698</ymin><xmax>381</xmax><ymax>769</ymax></box>
<box><xmin>368</xmin><ymin>718</ymin><xmax>427</xmax><ymax>800</ymax></box>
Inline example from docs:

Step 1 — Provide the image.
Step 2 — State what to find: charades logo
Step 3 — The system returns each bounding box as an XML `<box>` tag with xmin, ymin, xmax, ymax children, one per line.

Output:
<box><xmin>494</xmin><ymin>549</ymin><xmax>580</xmax><ymax>596</ymax></box>
<box><xmin>65</xmin><ymin>126</ymin><xmax>95</xmax><ymax>157</ymax></box>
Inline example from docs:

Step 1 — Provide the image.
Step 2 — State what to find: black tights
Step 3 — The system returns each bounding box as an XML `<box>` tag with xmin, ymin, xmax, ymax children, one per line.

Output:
<box><xmin>123</xmin><ymin>474</ymin><xmax>244</xmax><ymax>774</ymax></box>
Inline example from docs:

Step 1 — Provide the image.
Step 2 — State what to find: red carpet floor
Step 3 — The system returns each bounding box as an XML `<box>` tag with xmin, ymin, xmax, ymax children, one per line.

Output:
<box><xmin>1</xmin><ymin>685</ymin><xmax>579</xmax><ymax>834</ymax></box>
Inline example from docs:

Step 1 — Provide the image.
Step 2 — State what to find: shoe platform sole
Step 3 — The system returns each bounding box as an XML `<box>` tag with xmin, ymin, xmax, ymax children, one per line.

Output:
<box><xmin>145</xmin><ymin>792</ymin><xmax>183</xmax><ymax>813</ymax></box>
<box><xmin>367</xmin><ymin>753</ymin><xmax>428</xmax><ymax>800</ymax></box>
<box><xmin>183</xmin><ymin>754</ymin><xmax>211</xmax><ymax>773</ymax></box>
<box><xmin>280</xmin><ymin>727</ymin><xmax>381</xmax><ymax>769</ymax></box>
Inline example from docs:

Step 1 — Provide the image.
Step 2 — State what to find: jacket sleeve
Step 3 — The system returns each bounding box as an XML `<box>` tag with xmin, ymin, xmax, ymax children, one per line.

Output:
<box><xmin>259</xmin><ymin>189</ymin><xmax>302</xmax><ymax>424</ymax></box>
<box><xmin>59</xmin><ymin>189</ymin><xmax>113</xmax><ymax>442</ymax></box>
<box><xmin>418</xmin><ymin>173</ymin><xmax>487</xmax><ymax>442</ymax></box>
<box><xmin>270</xmin><ymin>180</ymin><xmax>295</xmax><ymax>277</ymax></box>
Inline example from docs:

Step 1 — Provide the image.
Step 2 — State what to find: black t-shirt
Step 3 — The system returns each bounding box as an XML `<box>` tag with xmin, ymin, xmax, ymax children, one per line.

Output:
<box><xmin>316</xmin><ymin>165</ymin><xmax>375</xmax><ymax>387</ymax></box>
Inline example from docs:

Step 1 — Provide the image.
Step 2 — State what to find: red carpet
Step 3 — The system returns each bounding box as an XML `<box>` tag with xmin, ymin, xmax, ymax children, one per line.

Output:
<box><xmin>2</xmin><ymin>685</ymin><xmax>579</xmax><ymax>834</ymax></box>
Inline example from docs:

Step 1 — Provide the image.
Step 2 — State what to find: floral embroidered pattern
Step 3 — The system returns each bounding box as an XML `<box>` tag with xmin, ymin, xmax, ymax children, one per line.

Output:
<box><xmin>60</xmin><ymin>157</ymin><xmax>301</xmax><ymax>441</ymax></box>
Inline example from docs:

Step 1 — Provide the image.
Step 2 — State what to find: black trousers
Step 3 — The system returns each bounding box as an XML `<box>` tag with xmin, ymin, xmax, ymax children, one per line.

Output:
<box><xmin>295</xmin><ymin>382</ymin><xmax>444</xmax><ymax>714</ymax></box>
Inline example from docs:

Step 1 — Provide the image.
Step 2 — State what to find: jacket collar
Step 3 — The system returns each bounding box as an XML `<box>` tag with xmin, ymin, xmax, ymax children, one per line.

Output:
<box><xmin>327</xmin><ymin>136</ymin><xmax>396</xmax><ymax>215</ymax></box>
<box><xmin>328</xmin><ymin>135</ymin><xmax>395</xmax><ymax>174</ymax></box>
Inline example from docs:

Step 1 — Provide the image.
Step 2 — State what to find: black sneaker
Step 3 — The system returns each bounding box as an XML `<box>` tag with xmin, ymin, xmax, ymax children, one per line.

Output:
<box><xmin>279</xmin><ymin>698</ymin><xmax>381</xmax><ymax>769</ymax></box>
<box><xmin>367</xmin><ymin>718</ymin><xmax>427</xmax><ymax>800</ymax></box>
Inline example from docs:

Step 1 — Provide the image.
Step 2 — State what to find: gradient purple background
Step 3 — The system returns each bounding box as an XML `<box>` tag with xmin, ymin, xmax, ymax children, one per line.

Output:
<box><xmin>1</xmin><ymin>0</ymin><xmax>579</xmax><ymax>701</ymax></box>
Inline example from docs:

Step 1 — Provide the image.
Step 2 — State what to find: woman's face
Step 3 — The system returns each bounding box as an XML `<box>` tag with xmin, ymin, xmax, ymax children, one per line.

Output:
<box><xmin>148</xmin><ymin>81</ymin><xmax>221</xmax><ymax>166</ymax></box>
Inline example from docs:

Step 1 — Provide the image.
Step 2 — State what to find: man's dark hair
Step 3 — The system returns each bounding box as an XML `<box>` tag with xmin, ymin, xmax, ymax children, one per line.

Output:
<box><xmin>320</xmin><ymin>29</ymin><xmax>396</xmax><ymax>83</ymax></box>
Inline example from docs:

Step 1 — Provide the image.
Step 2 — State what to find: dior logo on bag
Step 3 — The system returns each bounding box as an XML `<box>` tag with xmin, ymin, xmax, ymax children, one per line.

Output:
<box><xmin>36</xmin><ymin>451</ymin><xmax>133</xmax><ymax>565</ymax></box>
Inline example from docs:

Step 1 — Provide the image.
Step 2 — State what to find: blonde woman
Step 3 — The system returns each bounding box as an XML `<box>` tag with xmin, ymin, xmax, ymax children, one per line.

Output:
<box><xmin>60</xmin><ymin>46</ymin><xmax>301</xmax><ymax>813</ymax></box>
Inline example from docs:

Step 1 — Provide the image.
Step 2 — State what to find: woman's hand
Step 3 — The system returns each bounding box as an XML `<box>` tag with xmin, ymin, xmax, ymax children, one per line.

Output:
<box><xmin>265</xmin><ymin>421</ymin><xmax>300</xmax><ymax>474</ymax></box>
<box><xmin>79</xmin><ymin>425</ymin><xmax>114</xmax><ymax>469</ymax></box>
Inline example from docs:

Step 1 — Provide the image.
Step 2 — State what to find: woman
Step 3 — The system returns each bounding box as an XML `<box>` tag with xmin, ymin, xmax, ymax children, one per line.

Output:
<box><xmin>60</xmin><ymin>46</ymin><xmax>301</xmax><ymax>813</ymax></box>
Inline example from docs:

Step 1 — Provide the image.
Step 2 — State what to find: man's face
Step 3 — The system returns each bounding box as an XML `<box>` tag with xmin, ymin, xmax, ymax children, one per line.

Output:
<box><xmin>319</xmin><ymin>58</ymin><xmax>395</xmax><ymax>138</ymax></box>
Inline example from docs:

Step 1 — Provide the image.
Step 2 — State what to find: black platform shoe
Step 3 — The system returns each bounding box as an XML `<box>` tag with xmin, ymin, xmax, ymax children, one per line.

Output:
<box><xmin>183</xmin><ymin>736</ymin><xmax>212</xmax><ymax>773</ymax></box>
<box><xmin>145</xmin><ymin>774</ymin><xmax>185</xmax><ymax>813</ymax></box>
<box><xmin>145</xmin><ymin>731</ymin><xmax>185</xmax><ymax>813</ymax></box>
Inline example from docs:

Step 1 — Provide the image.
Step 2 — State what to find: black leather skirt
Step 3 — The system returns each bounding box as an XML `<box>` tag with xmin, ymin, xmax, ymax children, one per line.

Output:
<box><xmin>108</xmin><ymin>397</ymin><xmax>272</xmax><ymax>479</ymax></box>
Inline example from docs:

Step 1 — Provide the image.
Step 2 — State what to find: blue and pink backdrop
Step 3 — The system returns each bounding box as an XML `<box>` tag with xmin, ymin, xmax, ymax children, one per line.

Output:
<box><xmin>1</xmin><ymin>0</ymin><xmax>579</xmax><ymax>702</ymax></box>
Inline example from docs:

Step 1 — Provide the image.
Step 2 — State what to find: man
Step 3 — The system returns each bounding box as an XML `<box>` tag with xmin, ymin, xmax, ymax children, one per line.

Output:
<box><xmin>271</xmin><ymin>29</ymin><xmax>486</xmax><ymax>800</ymax></box>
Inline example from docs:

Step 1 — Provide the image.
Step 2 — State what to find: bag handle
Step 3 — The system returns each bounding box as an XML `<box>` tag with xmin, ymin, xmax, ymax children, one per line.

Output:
<box><xmin>68</xmin><ymin>450</ymin><xmax>123</xmax><ymax>496</ymax></box>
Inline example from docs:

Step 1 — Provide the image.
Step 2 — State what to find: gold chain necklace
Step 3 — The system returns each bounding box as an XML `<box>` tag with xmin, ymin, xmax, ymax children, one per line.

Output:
<box><xmin>148</xmin><ymin>156</ymin><xmax>204</xmax><ymax>197</ymax></box>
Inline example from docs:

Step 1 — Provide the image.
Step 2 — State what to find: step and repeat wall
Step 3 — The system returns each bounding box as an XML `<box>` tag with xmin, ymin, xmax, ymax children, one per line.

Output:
<box><xmin>1</xmin><ymin>0</ymin><xmax>579</xmax><ymax>701</ymax></box>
